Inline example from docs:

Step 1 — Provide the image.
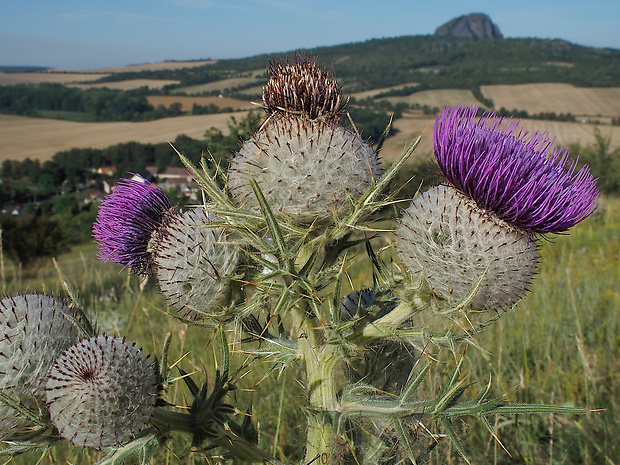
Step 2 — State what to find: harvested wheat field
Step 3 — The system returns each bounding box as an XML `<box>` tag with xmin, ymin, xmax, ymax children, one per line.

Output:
<box><xmin>352</xmin><ymin>83</ymin><xmax>420</xmax><ymax>100</ymax></box>
<box><xmin>0</xmin><ymin>112</ymin><xmax>248</xmax><ymax>162</ymax></box>
<box><xmin>60</xmin><ymin>60</ymin><xmax>216</xmax><ymax>74</ymax></box>
<box><xmin>481</xmin><ymin>83</ymin><xmax>620</xmax><ymax>117</ymax></box>
<box><xmin>379</xmin><ymin>114</ymin><xmax>436</xmax><ymax>162</ymax></box>
<box><xmin>147</xmin><ymin>96</ymin><xmax>254</xmax><ymax>112</ymax></box>
<box><xmin>0</xmin><ymin>61</ymin><xmax>216</xmax><ymax>87</ymax></box>
<box><xmin>0</xmin><ymin>72</ymin><xmax>110</xmax><ymax>86</ymax></box>
<box><xmin>385</xmin><ymin>89</ymin><xmax>483</xmax><ymax>109</ymax></box>
<box><xmin>2</xmin><ymin>105</ymin><xmax>619</xmax><ymax>164</ymax></box>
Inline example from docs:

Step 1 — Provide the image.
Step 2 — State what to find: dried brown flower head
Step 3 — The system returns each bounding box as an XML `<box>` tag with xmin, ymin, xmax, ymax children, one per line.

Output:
<box><xmin>262</xmin><ymin>53</ymin><xmax>346</xmax><ymax>122</ymax></box>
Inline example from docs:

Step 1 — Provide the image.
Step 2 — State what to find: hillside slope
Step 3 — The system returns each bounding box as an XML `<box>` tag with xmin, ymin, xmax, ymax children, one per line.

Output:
<box><xmin>88</xmin><ymin>36</ymin><xmax>620</xmax><ymax>92</ymax></box>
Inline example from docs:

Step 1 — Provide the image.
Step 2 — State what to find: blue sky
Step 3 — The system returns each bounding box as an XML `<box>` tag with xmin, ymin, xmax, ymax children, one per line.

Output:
<box><xmin>2</xmin><ymin>0</ymin><xmax>620</xmax><ymax>69</ymax></box>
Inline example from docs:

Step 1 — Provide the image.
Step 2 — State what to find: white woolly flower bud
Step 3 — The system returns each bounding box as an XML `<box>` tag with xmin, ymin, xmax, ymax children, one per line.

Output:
<box><xmin>155</xmin><ymin>208</ymin><xmax>241</xmax><ymax>320</ymax></box>
<box><xmin>227</xmin><ymin>116</ymin><xmax>381</xmax><ymax>223</ymax></box>
<box><xmin>395</xmin><ymin>185</ymin><xmax>539</xmax><ymax>311</ymax></box>
<box><xmin>45</xmin><ymin>335</ymin><xmax>158</xmax><ymax>450</ymax></box>
<box><xmin>0</xmin><ymin>294</ymin><xmax>80</xmax><ymax>440</ymax></box>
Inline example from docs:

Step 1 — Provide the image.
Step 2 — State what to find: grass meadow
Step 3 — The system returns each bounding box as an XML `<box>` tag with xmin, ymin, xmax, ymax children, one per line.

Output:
<box><xmin>1</xmin><ymin>196</ymin><xmax>618</xmax><ymax>465</ymax></box>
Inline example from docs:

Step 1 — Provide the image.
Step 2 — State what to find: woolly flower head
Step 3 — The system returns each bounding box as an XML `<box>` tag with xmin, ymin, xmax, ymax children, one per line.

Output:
<box><xmin>433</xmin><ymin>105</ymin><xmax>599</xmax><ymax>234</ymax></box>
<box><xmin>0</xmin><ymin>294</ymin><xmax>80</xmax><ymax>440</ymax></box>
<box><xmin>228</xmin><ymin>116</ymin><xmax>381</xmax><ymax>222</ymax></box>
<box><xmin>45</xmin><ymin>335</ymin><xmax>158</xmax><ymax>450</ymax></box>
<box><xmin>262</xmin><ymin>53</ymin><xmax>346</xmax><ymax>123</ymax></box>
<box><xmin>93</xmin><ymin>175</ymin><xmax>177</xmax><ymax>274</ymax></box>
<box><xmin>228</xmin><ymin>55</ymin><xmax>381</xmax><ymax>223</ymax></box>
<box><xmin>155</xmin><ymin>208</ymin><xmax>241</xmax><ymax>320</ymax></box>
<box><xmin>395</xmin><ymin>185</ymin><xmax>539</xmax><ymax>311</ymax></box>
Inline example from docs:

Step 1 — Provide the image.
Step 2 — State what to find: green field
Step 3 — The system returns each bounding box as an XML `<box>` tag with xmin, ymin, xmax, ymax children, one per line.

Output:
<box><xmin>2</xmin><ymin>194</ymin><xmax>618</xmax><ymax>464</ymax></box>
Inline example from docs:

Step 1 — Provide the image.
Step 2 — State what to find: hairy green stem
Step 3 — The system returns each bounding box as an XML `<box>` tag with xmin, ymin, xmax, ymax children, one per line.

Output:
<box><xmin>301</xmin><ymin>339</ymin><xmax>342</xmax><ymax>464</ymax></box>
<box><xmin>349</xmin><ymin>298</ymin><xmax>424</xmax><ymax>345</ymax></box>
<box><xmin>291</xmin><ymin>293</ymin><xmax>346</xmax><ymax>464</ymax></box>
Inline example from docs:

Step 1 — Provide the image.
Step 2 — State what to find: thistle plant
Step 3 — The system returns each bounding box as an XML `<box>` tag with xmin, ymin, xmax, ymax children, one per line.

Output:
<box><xmin>0</xmin><ymin>55</ymin><xmax>600</xmax><ymax>464</ymax></box>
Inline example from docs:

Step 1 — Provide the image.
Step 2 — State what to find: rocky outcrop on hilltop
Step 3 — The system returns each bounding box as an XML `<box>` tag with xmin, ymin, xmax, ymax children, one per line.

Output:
<box><xmin>435</xmin><ymin>13</ymin><xmax>503</xmax><ymax>39</ymax></box>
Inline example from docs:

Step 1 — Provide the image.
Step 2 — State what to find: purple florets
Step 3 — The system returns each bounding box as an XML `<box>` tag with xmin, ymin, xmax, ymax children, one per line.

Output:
<box><xmin>433</xmin><ymin>106</ymin><xmax>599</xmax><ymax>234</ymax></box>
<box><xmin>93</xmin><ymin>176</ymin><xmax>176</xmax><ymax>274</ymax></box>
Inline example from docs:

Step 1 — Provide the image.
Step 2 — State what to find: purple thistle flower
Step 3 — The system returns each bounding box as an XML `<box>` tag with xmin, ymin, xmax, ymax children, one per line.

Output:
<box><xmin>93</xmin><ymin>175</ymin><xmax>177</xmax><ymax>274</ymax></box>
<box><xmin>433</xmin><ymin>106</ymin><xmax>599</xmax><ymax>234</ymax></box>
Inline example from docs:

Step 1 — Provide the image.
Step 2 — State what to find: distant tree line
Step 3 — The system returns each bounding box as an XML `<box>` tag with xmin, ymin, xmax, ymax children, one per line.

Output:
<box><xmin>93</xmin><ymin>67</ymin><xmax>263</xmax><ymax>90</ymax></box>
<box><xmin>0</xmin><ymin>84</ymin><xmax>160</xmax><ymax>121</ymax></box>
<box><xmin>0</xmin><ymin>84</ymin><xmax>232</xmax><ymax>122</ymax></box>
<box><xmin>496</xmin><ymin>107</ymin><xmax>577</xmax><ymax>122</ymax></box>
<box><xmin>349</xmin><ymin>97</ymin><xmax>440</xmax><ymax>117</ymax></box>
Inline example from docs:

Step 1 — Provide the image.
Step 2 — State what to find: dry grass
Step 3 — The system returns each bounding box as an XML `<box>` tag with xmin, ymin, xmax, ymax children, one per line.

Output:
<box><xmin>481</xmin><ymin>83</ymin><xmax>620</xmax><ymax>116</ymax></box>
<box><xmin>146</xmin><ymin>95</ymin><xmax>254</xmax><ymax>111</ymax></box>
<box><xmin>0</xmin><ymin>112</ymin><xmax>248</xmax><ymax>162</ymax></box>
<box><xmin>379</xmin><ymin>113</ymin><xmax>436</xmax><ymax>162</ymax></box>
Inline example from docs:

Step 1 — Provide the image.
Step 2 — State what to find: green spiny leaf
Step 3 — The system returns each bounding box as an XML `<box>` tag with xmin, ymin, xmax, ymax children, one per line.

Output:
<box><xmin>439</xmin><ymin>417</ymin><xmax>472</xmax><ymax>464</ymax></box>
<box><xmin>248</xmin><ymin>177</ymin><xmax>289</xmax><ymax>266</ymax></box>
<box><xmin>219</xmin><ymin>326</ymin><xmax>230</xmax><ymax>379</ymax></box>
<box><xmin>175</xmin><ymin>147</ymin><xmax>229</xmax><ymax>207</ymax></box>
<box><xmin>0</xmin><ymin>392</ymin><xmax>46</xmax><ymax>427</ymax></box>
<box><xmin>341</xmin><ymin>134</ymin><xmax>422</xmax><ymax>230</ymax></box>
<box><xmin>178</xmin><ymin>368</ymin><xmax>200</xmax><ymax>398</ymax></box>
<box><xmin>394</xmin><ymin>417</ymin><xmax>419</xmax><ymax>465</ymax></box>
<box><xmin>484</xmin><ymin>402</ymin><xmax>589</xmax><ymax>416</ymax></box>
<box><xmin>399</xmin><ymin>362</ymin><xmax>430</xmax><ymax>405</ymax></box>
<box><xmin>374</xmin><ymin>112</ymin><xmax>394</xmax><ymax>154</ymax></box>
<box><xmin>159</xmin><ymin>330</ymin><xmax>172</xmax><ymax>384</ymax></box>
<box><xmin>94</xmin><ymin>434</ymin><xmax>159</xmax><ymax>465</ymax></box>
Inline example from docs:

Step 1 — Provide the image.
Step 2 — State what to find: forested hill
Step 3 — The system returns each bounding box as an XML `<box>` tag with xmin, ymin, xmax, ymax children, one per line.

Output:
<box><xmin>94</xmin><ymin>36</ymin><xmax>620</xmax><ymax>91</ymax></box>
